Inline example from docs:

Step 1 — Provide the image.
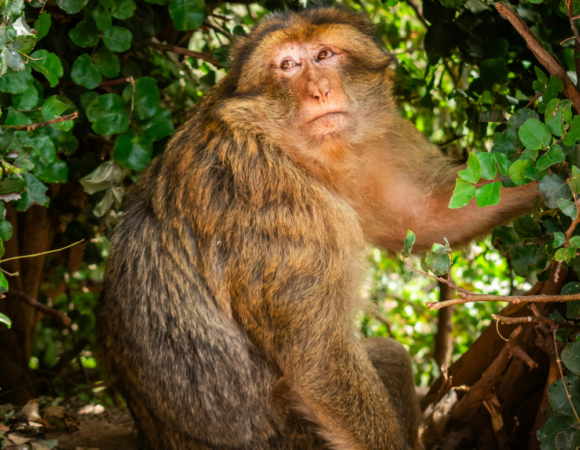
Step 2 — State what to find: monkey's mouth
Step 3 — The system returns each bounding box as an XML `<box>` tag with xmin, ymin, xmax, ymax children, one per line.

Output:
<box><xmin>306</xmin><ymin>111</ymin><xmax>347</xmax><ymax>124</ymax></box>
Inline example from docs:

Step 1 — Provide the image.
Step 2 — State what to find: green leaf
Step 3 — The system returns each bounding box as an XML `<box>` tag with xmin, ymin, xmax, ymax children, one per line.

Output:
<box><xmin>5</xmin><ymin>107</ymin><xmax>31</xmax><ymax>126</ymax></box>
<box><xmin>137</xmin><ymin>107</ymin><xmax>174</xmax><ymax>141</ymax></box>
<box><xmin>571</xmin><ymin>166</ymin><xmax>580</xmax><ymax>195</ymax></box>
<box><xmin>538</xmin><ymin>412</ymin><xmax>577</xmax><ymax>450</ymax></box>
<box><xmin>557</xmin><ymin>198</ymin><xmax>578</xmax><ymax>219</ymax></box>
<box><xmin>33</xmin><ymin>156</ymin><xmax>68</xmax><ymax>183</ymax></box>
<box><xmin>457</xmin><ymin>153</ymin><xmax>481</xmax><ymax>184</ymax></box>
<box><xmin>564</xmin><ymin>116</ymin><xmax>580</xmax><ymax>146</ymax></box>
<box><xmin>34</xmin><ymin>12</ymin><xmax>51</xmax><ymax>41</ymax></box>
<box><xmin>93</xmin><ymin>47</ymin><xmax>119</xmax><ymax>78</ymax></box>
<box><xmin>0</xmin><ymin>175</ymin><xmax>26</xmax><ymax>195</ymax></box>
<box><xmin>539</xmin><ymin>174</ymin><xmax>573</xmax><ymax>209</ymax></box>
<box><xmin>86</xmin><ymin>94</ymin><xmax>130</xmax><ymax>135</ymax></box>
<box><xmin>539</xmin><ymin>77</ymin><xmax>565</xmax><ymax>114</ymax></box>
<box><xmin>79</xmin><ymin>160</ymin><xmax>123</xmax><ymax>194</ymax></box>
<box><xmin>111</xmin><ymin>0</ymin><xmax>136</xmax><ymax>19</ymax></box>
<box><xmin>12</xmin><ymin>35</ymin><xmax>36</xmax><ymax>54</ymax></box>
<box><xmin>550</xmin><ymin>375</ymin><xmax>580</xmax><ymax>413</ymax></box>
<box><xmin>494</xmin><ymin>152</ymin><xmax>510</xmax><ymax>176</ymax></box>
<box><xmin>15</xmin><ymin>173</ymin><xmax>50</xmax><ymax>211</ymax></box>
<box><xmin>535</xmin><ymin>66</ymin><xmax>549</xmax><ymax>84</ymax></box>
<box><xmin>12</xmin><ymin>85</ymin><xmax>38</xmax><ymax>110</ymax></box>
<box><xmin>71</xmin><ymin>53</ymin><xmax>102</xmax><ymax>89</ymax></box>
<box><xmin>449</xmin><ymin>178</ymin><xmax>475</xmax><ymax>209</ymax></box>
<box><xmin>491</xmin><ymin>130</ymin><xmax>517</xmax><ymax>156</ymax></box>
<box><xmin>562</xmin><ymin>282</ymin><xmax>580</xmax><ymax>319</ymax></box>
<box><xmin>56</xmin><ymin>0</ymin><xmax>89</xmax><ymax>13</ymax></box>
<box><xmin>475</xmin><ymin>182</ymin><xmax>501</xmax><ymax>207</ymax></box>
<box><xmin>114</xmin><ymin>129</ymin><xmax>153</xmax><ymax>170</ymax></box>
<box><xmin>425</xmin><ymin>244</ymin><xmax>452</xmax><ymax>276</ymax></box>
<box><xmin>0</xmin><ymin>67</ymin><xmax>33</xmax><ymax>94</ymax></box>
<box><xmin>28</xmin><ymin>50</ymin><xmax>63</xmax><ymax>88</ymax></box>
<box><xmin>514</xmin><ymin>215</ymin><xmax>543</xmax><ymax>239</ymax></box>
<box><xmin>123</xmin><ymin>77</ymin><xmax>159</xmax><ymax>120</ymax></box>
<box><xmin>42</xmin><ymin>95</ymin><xmax>69</xmax><ymax>121</ymax></box>
<box><xmin>92</xmin><ymin>5</ymin><xmax>112</xmax><ymax>31</ymax></box>
<box><xmin>0</xmin><ymin>312</ymin><xmax>11</xmax><ymax>328</ymax></box>
<box><xmin>4</xmin><ymin>48</ymin><xmax>24</xmax><ymax>71</ymax></box>
<box><xmin>545</xmin><ymin>99</ymin><xmax>573</xmax><ymax>136</ymax></box>
<box><xmin>69</xmin><ymin>19</ymin><xmax>100</xmax><ymax>48</ymax></box>
<box><xmin>509</xmin><ymin>158</ymin><xmax>534</xmax><ymax>185</ymax></box>
<box><xmin>554</xmin><ymin>231</ymin><xmax>566</xmax><ymax>247</ymax></box>
<box><xmin>555</xmin><ymin>247</ymin><xmax>575</xmax><ymax>263</ymax></box>
<box><xmin>536</xmin><ymin>145</ymin><xmax>566</xmax><ymax>171</ymax></box>
<box><xmin>0</xmin><ymin>220</ymin><xmax>13</xmax><ymax>242</ymax></box>
<box><xmin>28</xmin><ymin>135</ymin><xmax>56</xmax><ymax>162</ymax></box>
<box><xmin>571</xmin><ymin>236</ymin><xmax>580</xmax><ymax>247</ymax></box>
<box><xmin>477</xmin><ymin>152</ymin><xmax>497</xmax><ymax>181</ymax></box>
<box><xmin>168</xmin><ymin>0</ymin><xmax>205</xmax><ymax>31</ymax></box>
<box><xmin>103</xmin><ymin>26</ymin><xmax>132</xmax><ymax>52</ymax></box>
<box><xmin>511</xmin><ymin>243</ymin><xmax>546</xmax><ymax>276</ymax></box>
<box><xmin>518</xmin><ymin>118</ymin><xmax>552</xmax><ymax>150</ymax></box>
<box><xmin>402</xmin><ymin>230</ymin><xmax>415</xmax><ymax>258</ymax></box>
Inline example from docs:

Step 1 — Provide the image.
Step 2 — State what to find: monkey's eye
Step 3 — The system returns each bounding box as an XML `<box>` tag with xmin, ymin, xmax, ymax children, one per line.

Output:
<box><xmin>281</xmin><ymin>60</ymin><xmax>297</xmax><ymax>70</ymax></box>
<box><xmin>317</xmin><ymin>50</ymin><xmax>334</xmax><ymax>60</ymax></box>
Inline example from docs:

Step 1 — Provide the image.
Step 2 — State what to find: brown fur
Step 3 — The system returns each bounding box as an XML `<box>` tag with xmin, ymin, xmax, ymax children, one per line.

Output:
<box><xmin>96</xmin><ymin>7</ymin><xmax>536</xmax><ymax>450</ymax></box>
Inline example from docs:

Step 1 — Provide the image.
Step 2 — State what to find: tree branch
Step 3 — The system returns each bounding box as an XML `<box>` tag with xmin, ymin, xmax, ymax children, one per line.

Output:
<box><xmin>8</xmin><ymin>289</ymin><xmax>71</xmax><ymax>326</ymax></box>
<box><xmin>492</xmin><ymin>313</ymin><xmax>580</xmax><ymax>331</ymax></box>
<box><xmin>495</xmin><ymin>2</ymin><xmax>580</xmax><ymax>113</ymax></box>
<box><xmin>0</xmin><ymin>112</ymin><xmax>79</xmax><ymax>131</ymax></box>
<box><xmin>141</xmin><ymin>39</ymin><xmax>221</xmax><ymax>68</ymax></box>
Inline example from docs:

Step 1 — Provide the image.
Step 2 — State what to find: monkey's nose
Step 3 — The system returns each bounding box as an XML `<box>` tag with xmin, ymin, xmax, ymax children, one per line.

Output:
<box><xmin>308</xmin><ymin>78</ymin><xmax>331</xmax><ymax>102</ymax></box>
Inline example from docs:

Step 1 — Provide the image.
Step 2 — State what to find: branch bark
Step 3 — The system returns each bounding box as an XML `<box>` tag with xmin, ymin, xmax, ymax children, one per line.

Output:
<box><xmin>141</xmin><ymin>40</ymin><xmax>222</xmax><ymax>67</ymax></box>
<box><xmin>495</xmin><ymin>2</ymin><xmax>580</xmax><ymax>113</ymax></box>
<box><xmin>9</xmin><ymin>289</ymin><xmax>71</xmax><ymax>326</ymax></box>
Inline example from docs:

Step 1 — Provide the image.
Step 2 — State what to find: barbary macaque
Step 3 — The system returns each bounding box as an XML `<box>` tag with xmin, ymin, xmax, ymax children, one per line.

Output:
<box><xmin>96</xmin><ymin>7</ymin><xmax>537</xmax><ymax>450</ymax></box>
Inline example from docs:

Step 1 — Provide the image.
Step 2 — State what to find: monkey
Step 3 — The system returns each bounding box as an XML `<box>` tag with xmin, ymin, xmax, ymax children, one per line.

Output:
<box><xmin>95</xmin><ymin>7</ymin><xmax>538</xmax><ymax>450</ymax></box>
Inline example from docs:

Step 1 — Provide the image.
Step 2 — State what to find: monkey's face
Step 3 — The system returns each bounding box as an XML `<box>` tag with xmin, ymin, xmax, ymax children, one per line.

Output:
<box><xmin>218</xmin><ymin>8</ymin><xmax>395</xmax><ymax>171</ymax></box>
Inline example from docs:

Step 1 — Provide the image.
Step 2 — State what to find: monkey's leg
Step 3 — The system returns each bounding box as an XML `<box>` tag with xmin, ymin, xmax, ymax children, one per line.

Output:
<box><xmin>362</xmin><ymin>337</ymin><xmax>423</xmax><ymax>450</ymax></box>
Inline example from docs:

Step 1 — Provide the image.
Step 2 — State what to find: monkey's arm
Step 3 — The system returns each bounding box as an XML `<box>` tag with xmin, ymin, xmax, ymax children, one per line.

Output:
<box><xmin>352</xmin><ymin>119</ymin><xmax>539</xmax><ymax>252</ymax></box>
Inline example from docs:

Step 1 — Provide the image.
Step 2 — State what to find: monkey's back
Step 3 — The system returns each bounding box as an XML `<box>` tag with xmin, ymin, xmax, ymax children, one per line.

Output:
<box><xmin>95</xmin><ymin>105</ymin><xmax>366</xmax><ymax>449</ymax></box>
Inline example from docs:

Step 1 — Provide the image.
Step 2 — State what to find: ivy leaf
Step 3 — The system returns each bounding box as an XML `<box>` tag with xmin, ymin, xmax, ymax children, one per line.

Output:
<box><xmin>449</xmin><ymin>178</ymin><xmax>475</xmax><ymax>209</ymax></box>
<box><xmin>79</xmin><ymin>161</ymin><xmax>123</xmax><ymax>194</ymax></box>
<box><xmin>538</xmin><ymin>413</ymin><xmax>577</xmax><ymax>450</ymax></box>
<box><xmin>554</xmin><ymin>231</ymin><xmax>566</xmax><ymax>247</ymax></box>
<box><xmin>33</xmin><ymin>156</ymin><xmax>68</xmax><ymax>184</ymax></box>
<box><xmin>137</xmin><ymin>107</ymin><xmax>174</xmax><ymax>141</ymax></box>
<box><xmin>15</xmin><ymin>173</ymin><xmax>50</xmax><ymax>211</ymax></box>
<box><xmin>92</xmin><ymin>5</ymin><xmax>112</xmax><ymax>31</ymax></box>
<box><xmin>28</xmin><ymin>50</ymin><xmax>63</xmax><ymax>88</ymax></box>
<box><xmin>457</xmin><ymin>153</ymin><xmax>481</xmax><ymax>184</ymax></box>
<box><xmin>111</xmin><ymin>0</ymin><xmax>136</xmax><ymax>19</ymax></box>
<box><xmin>475</xmin><ymin>182</ymin><xmax>501</xmax><ymax>207</ymax></box>
<box><xmin>114</xmin><ymin>129</ymin><xmax>153</xmax><ymax>170</ymax></box>
<box><xmin>536</xmin><ymin>145</ymin><xmax>566</xmax><ymax>171</ymax></box>
<box><xmin>71</xmin><ymin>53</ymin><xmax>102</xmax><ymax>89</ymax></box>
<box><xmin>557</xmin><ymin>198</ymin><xmax>578</xmax><ymax>219</ymax></box>
<box><xmin>518</xmin><ymin>118</ymin><xmax>552</xmax><ymax>150</ymax></box>
<box><xmin>168</xmin><ymin>0</ymin><xmax>205</xmax><ymax>31</ymax></box>
<box><xmin>93</xmin><ymin>47</ymin><xmax>119</xmax><ymax>78</ymax></box>
<box><xmin>69</xmin><ymin>19</ymin><xmax>101</xmax><ymax>48</ymax></box>
<box><xmin>5</xmin><ymin>107</ymin><xmax>31</xmax><ymax>125</ymax></box>
<box><xmin>0</xmin><ymin>67</ymin><xmax>33</xmax><ymax>94</ymax></box>
<box><xmin>491</xmin><ymin>130</ymin><xmax>517</xmax><ymax>156</ymax></box>
<box><xmin>42</xmin><ymin>95</ymin><xmax>69</xmax><ymax>120</ymax></box>
<box><xmin>0</xmin><ymin>312</ymin><xmax>11</xmax><ymax>328</ymax></box>
<box><xmin>12</xmin><ymin>85</ymin><xmax>38</xmax><ymax>110</ymax></box>
<box><xmin>545</xmin><ymin>99</ymin><xmax>573</xmax><ymax>136</ymax></box>
<box><xmin>564</xmin><ymin>116</ymin><xmax>580</xmax><ymax>146</ymax></box>
<box><xmin>123</xmin><ymin>77</ymin><xmax>159</xmax><ymax>120</ymax></box>
<box><xmin>539</xmin><ymin>174</ymin><xmax>573</xmax><ymax>208</ymax></box>
<box><xmin>571</xmin><ymin>166</ymin><xmax>580</xmax><ymax>195</ymax></box>
<box><xmin>477</xmin><ymin>152</ymin><xmax>497</xmax><ymax>181</ymax></box>
<box><xmin>0</xmin><ymin>175</ymin><xmax>26</xmax><ymax>195</ymax></box>
<box><xmin>514</xmin><ymin>216</ymin><xmax>543</xmax><ymax>240</ymax></box>
<box><xmin>494</xmin><ymin>152</ymin><xmax>510</xmax><ymax>176</ymax></box>
<box><xmin>402</xmin><ymin>230</ymin><xmax>415</xmax><ymax>258</ymax></box>
<box><xmin>86</xmin><ymin>94</ymin><xmax>130</xmax><ymax>135</ymax></box>
<box><xmin>56</xmin><ymin>0</ymin><xmax>89</xmax><ymax>13</ymax></box>
<box><xmin>509</xmin><ymin>159</ymin><xmax>534</xmax><ymax>185</ymax></box>
<box><xmin>103</xmin><ymin>26</ymin><xmax>132</xmax><ymax>52</ymax></box>
<box><xmin>34</xmin><ymin>12</ymin><xmax>51</xmax><ymax>41</ymax></box>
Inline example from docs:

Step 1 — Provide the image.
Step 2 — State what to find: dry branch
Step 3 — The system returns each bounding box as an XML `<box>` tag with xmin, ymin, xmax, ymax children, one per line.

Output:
<box><xmin>1</xmin><ymin>112</ymin><xmax>78</xmax><ymax>131</ymax></box>
<box><xmin>492</xmin><ymin>313</ymin><xmax>580</xmax><ymax>331</ymax></box>
<box><xmin>495</xmin><ymin>2</ymin><xmax>580</xmax><ymax>113</ymax></box>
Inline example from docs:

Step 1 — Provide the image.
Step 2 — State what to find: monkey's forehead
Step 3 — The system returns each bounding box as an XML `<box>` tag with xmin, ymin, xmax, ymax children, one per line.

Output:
<box><xmin>231</xmin><ymin>9</ymin><xmax>391</xmax><ymax>92</ymax></box>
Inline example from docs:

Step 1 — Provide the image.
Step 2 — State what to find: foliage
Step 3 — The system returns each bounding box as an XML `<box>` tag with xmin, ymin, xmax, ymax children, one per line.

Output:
<box><xmin>1</xmin><ymin>0</ymin><xmax>580</xmax><ymax>442</ymax></box>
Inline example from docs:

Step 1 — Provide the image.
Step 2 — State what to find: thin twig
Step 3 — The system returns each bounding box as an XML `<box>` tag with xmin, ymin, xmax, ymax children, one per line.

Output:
<box><xmin>1</xmin><ymin>239</ymin><xmax>84</xmax><ymax>263</ymax></box>
<box><xmin>495</xmin><ymin>2</ymin><xmax>580</xmax><ymax>113</ymax></box>
<box><xmin>0</xmin><ymin>112</ymin><xmax>78</xmax><ymax>131</ymax></box>
<box><xmin>492</xmin><ymin>314</ymin><xmax>580</xmax><ymax>331</ymax></box>
<box><xmin>428</xmin><ymin>293</ymin><xmax>580</xmax><ymax>310</ymax></box>
<box><xmin>128</xmin><ymin>76</ymin><xmax>135</xmax><ymax>119</ymax></box>
<box><xmin>553</xmin><ymin>328</ymin><xmax>580</xmax><ymax>422</ymax></box>
<box><xmin>566</xmin><ymin>0</ymin><xmax>580</xmax><ymax>46</ymax></box>
<box><xmin>9</xmin><ymin>289</ymin><xmax>71</xmax><ymax>326</ymax></box>
<box><xmin>142</xmin><ymin>39</ymin><xmax>221</xmax><ymax>67</ymax></box>
<box><xmin>525</xmin><ymin>92</ymin><xmax>543</xmax><ymax>108</ymax></box>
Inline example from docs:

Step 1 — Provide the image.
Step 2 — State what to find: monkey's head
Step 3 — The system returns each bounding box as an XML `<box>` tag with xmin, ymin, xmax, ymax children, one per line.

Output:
<box><xmin>216</xmin><ymin>8</ymin><xmax>396</xmax><ymax>173</ymax></box>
